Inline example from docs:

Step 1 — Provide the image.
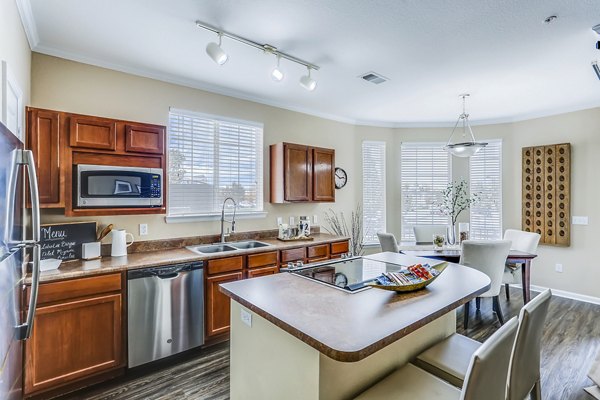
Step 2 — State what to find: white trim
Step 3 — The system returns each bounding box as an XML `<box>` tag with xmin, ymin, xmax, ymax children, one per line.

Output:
<box><xmin>15</xmin><ymin>0</ymin><xmax>39</xmax><ymax>49</ymax></box>
<box><xmin>165</xmin><ymin>211</ymin><xmax>268</xmax><ymax>224</ymax></box>
<box><xmin>513</xmin><ymin>284</ymin><xmax>600</xmax><ymax>306</ymax></box>
<box><xmin>168</xmin><ymin>107</ymin><xmax>263</xmax><ymax>129</ymax></box>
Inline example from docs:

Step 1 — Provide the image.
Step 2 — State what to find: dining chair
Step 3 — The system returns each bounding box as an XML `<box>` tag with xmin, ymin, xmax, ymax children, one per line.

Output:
<box><xmin>413</xmin><ymin>289</ymin><xmax>551</xmax><ymax>399</ymax></box>
<box><xmin>502</xmin><ymin>229</ymin><xmax>541</xmax><ymax>301</ymax></box>
<box><xmin>354</xmin><ymin>317</ymin><xmax>519</xmax><ymax>400</ymax></box>
<box><xmin>460</xmin><ymin>240</ymin><xmax>511</xmax><ymax>329</ymax></box>
<box><xmin>377</xmin><ymin>232</ymin><xmax>399</xmax><ymax>253</ymax></box>
<box><xmin>412</xmin><ymin>225</ymin><xmax>448</xmax><ymax>244</ymax></box>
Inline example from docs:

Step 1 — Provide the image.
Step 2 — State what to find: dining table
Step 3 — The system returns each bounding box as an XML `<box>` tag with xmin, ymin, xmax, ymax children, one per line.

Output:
<box><xmin>398</xmin><ymin>242</ymin><xmax>538</xmax><ymax>303</ymax></box>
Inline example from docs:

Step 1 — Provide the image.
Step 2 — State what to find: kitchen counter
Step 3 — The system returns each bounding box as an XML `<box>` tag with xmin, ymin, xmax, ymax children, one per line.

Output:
<box><xmin>28</xmin><ymin>233</ymin><xmax>348</xmax><ymax>284</ymax></box>
<box><xmin>220</xmin><ymin>251</ymin><xmax>491</xmax><ymax>400</ymax></box>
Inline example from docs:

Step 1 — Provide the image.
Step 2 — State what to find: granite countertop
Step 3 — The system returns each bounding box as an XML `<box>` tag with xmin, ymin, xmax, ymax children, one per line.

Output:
<box><xmin>28</xmin><ymin>233</ymin><xmax>349</xmax><ymax>284</ymax></box>
<box><xmin>220</xmin><ymin>251</ymin><xmax>491</xmax><ymax>362</ymax></box>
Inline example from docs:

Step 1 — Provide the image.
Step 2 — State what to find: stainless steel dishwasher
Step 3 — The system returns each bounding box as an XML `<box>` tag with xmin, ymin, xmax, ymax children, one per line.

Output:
<box><xmin>127</xmin><ymin>261</ymin><xmax>204</xmax><ymax>367</ymax></box>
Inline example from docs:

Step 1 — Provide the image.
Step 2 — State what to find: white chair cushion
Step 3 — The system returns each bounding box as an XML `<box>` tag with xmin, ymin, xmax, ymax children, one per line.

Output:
<box><xmin>354</xmin><ymin>363</ymin><xmax>461</xmax><ymax>400</ymax></box>
<box><xmin>413</xmin><ymin>333</ymin><xmax>481</xmax><ymax>387</ymax></box>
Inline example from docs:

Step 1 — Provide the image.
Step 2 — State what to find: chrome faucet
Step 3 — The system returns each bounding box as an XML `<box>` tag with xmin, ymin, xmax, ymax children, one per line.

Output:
<box><xmin>220</xmin><ymin>197</ymin><xmax>237</xmax><ymax>243</ymax></box>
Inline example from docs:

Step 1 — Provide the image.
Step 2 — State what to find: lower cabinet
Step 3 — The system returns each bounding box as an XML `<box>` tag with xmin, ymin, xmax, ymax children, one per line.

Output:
<box><xmin>24</xmin><ymin>274</ymin><xmax>124</xmax><ymax>396</ymax></box>
<box><xmin>205</xmin><ymin>271</ymin><xmax>243</xmax><ymax>340</ymax></box>
<box><xmin>247</xmin><ymin>265</ymin><xmax>279</xmax><ymax>278</ymax></box>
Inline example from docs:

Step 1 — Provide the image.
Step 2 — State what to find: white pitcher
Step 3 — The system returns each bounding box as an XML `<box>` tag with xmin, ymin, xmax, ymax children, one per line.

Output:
<box><xmin>111</xmin><ymin>229</ymin><xmax>134</xmax><ymax>257</ymax></box>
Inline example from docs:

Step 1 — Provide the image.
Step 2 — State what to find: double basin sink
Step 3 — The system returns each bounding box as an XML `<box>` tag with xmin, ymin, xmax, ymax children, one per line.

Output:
<box><xmin>186</xmin><ymin>240</ymin><xmax>271</xmax><ymax>255</ymax></box>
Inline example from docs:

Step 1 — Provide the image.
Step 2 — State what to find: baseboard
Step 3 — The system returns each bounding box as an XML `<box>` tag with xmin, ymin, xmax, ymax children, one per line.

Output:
<box><xmin>512</xmin><ymin>283</ymin><xmax>600</xmax><ymax>306</ymax></box>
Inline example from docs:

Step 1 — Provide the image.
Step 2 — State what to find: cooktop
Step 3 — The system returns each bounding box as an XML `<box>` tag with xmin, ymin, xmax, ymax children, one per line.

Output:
<box><xmin>290</xmin><ymin>257</ymin><xmax>407</xmax><ymax>293</ymax></box>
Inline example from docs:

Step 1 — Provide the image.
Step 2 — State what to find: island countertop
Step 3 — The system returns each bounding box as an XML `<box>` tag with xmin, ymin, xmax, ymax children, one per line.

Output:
<box><xmin>220</xmin><ymin>251</ymin><xmax>491</xmax><ymax>362</ymax></box>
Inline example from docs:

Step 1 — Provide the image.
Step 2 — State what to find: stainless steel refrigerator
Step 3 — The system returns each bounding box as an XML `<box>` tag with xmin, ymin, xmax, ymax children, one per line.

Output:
<box><xmin>0</xmin><ymin>121</ymin><xmax>40</xmax><ymax>399</ymax></box>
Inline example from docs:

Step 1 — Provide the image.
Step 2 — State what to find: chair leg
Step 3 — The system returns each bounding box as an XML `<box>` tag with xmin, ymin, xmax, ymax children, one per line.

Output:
<box><xmin>530</xmin><ymin>380</ymin><xmax>542</xmax><ymax>400</ymax></box>
<box><xmin>463</xmin><ymin>301</ymin><xmax>470</xmax><ymax>330</ymax></box>
<box><xmin>492</xmin><ymin>296</ymin><xmax>504</xmax><ymax>325</ymax></box>
<box><xmin>475</xmin><ymin>297</ymin><xmax>481</xmax><ymax>310</ymax></box>
<box><xmin>505</xmin><ymin>283</ymin><xmax>510</xmax><ymax>300</ymax></box>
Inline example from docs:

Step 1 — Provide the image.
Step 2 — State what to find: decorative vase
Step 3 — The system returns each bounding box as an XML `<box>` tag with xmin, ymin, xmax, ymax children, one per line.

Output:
<box><xmin>447</xmin><ymin>224</ymin><xmax>457</xmax><ymax>245</ymax></box>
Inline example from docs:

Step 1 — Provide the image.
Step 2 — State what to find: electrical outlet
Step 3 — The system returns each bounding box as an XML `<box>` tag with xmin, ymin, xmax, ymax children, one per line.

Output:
<box><xmin>555</xmin><ymin>263</ymin><xmax>563</xmax><ymax>273</ymax></box>
<box><xmin>289</xmin><ymin>216</ymin><xmax>295</xmax><ymax>226</ymax></box>
<box><xmin>276</xmin><ymin>217</ymin><xmax>283</xmax><ymax>226</ymax></box>
<box><xmin>572</xmin><ymin>216</ymin><xmax>589</xmax><ymax>225</ymax></box>
<box><xmin>313</xmin><ymin>215</ymin><xmax>319</xmax><ymax>225</ymax></box>
<box><xmin>139</xmin><ymin>224</ymin><xmax>148</xmax><ymax>236</ymax></box>
<box><xmin>241</xmin><ymin>308</ymin><xmax>252</xmax><ymax>327</ymax></box>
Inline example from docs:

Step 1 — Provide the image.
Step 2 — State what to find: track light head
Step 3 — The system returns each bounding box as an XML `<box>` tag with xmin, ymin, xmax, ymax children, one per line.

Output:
<box><xmin>206</xmin><ymin>34</ymin><xmax>228</xmax><ymax>65</ymax></box>
<box><xmin>271</xmin><ymin>55</ymin><xmax>284</xmax><ymax>81</ymax></box>
<box><xmin>593</xmin><ymin>61</ymin><xmax>600</xmax><ymax>81</ymax></box>
<box><xmin>299</xmin><ymin>68</ymin><xmax>317</xmax><ymax>91</ymax></box>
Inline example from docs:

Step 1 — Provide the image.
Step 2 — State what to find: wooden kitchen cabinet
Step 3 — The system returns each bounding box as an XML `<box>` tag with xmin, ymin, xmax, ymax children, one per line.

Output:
<box><xmin>24</xmin><ymin>274</ymin><xmax>124</xmax><ymax>396</ymax></box>
<box><xmin>27</xmin><ymin>108</ymin><xmax>63</xmax><ymax>207</ymax></box>
<box><xmin>307</xmin><ymin>243</ymin><xmax>330</xmax><ymax>263</ymax></box>
<box><xmin>247</xmin><ymin>265</ymin><xmax>279</xmax><ymax>278</ymax></box>
<box><xmin>206</xmin><ymin>271</ymin><xmax>243</xmax><ymax>340</ymax></box>
<box><xmin>69</xmin><ymin>115</ymin><xmax>117</xmax><ymax>151</ymax></box>
<box><xmin>125</xmin><ymin>123</ymin><xmax>165</xmax><ymax>154</ymax></box>
<box><xmin>270</xmin><ymin>142</ymin><xmax>335</xmax><ymax>203</ymax></box>
<box><xmin>330</xmin><ymin>240</ymin><xmax>350</xmax><ymax>258</ymax></box>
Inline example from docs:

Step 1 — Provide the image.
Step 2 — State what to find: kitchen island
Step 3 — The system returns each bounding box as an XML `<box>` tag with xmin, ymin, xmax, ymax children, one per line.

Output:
<box><xmin>220</xmin><ymin>251</ymin><xmax>490</xmax><ymax>400</ymax></box>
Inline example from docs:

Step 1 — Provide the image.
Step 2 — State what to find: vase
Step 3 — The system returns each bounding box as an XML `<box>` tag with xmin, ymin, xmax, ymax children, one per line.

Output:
<box><xmin>447</xmin><ymin>224</ymin><xmax>457</xmax><ymax>245</ymax></box>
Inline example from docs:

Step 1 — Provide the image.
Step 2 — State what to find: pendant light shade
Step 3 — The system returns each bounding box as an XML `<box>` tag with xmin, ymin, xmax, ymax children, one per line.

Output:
<box><xmin>444</xmin><ymin>94</ymin><xmax>487</xmax><ymax>157</ymax></box>
<box><xmin>206</xmin><ymin>34</ymin><xmax>228</xmax><ymax>65</ymax></box>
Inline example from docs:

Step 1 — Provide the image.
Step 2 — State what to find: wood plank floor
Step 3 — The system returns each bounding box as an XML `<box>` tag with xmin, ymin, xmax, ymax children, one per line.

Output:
<box><xmin>59</xmin><ymin>288</ymin><xmax>600</xmax><ymax>400</ymax></box>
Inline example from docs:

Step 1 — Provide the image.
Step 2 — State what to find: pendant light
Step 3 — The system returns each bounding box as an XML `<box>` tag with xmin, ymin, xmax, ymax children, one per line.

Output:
<box><xmin>444</xmin><ymin>94</ymin><xmax>487</xmax><ymax>157</ymax></box>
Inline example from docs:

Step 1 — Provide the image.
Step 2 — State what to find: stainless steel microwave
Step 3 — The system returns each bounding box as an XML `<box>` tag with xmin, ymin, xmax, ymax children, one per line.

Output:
<box><xmin>76</xmin><ymin>164</ymin><xmax>163</xmax><ymax>208</ymax></box>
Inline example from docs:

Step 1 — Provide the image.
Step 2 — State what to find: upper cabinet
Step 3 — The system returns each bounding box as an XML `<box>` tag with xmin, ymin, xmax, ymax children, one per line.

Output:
<box><xmin>26</xmin><ymin>107</ymin><xmax>167</xmax><ymax>216</ymax></box>
<box><xmin>270</xmin><ymin>142</ymin><xmax>335</xmax><ymax>203</ymax></box>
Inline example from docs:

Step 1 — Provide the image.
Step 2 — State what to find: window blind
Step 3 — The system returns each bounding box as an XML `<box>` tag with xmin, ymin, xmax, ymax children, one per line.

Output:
<box><xmin>400</xmin><ymin>142</ymin><xmax>451</xmax><ymax>240</ymax></box>
<box><xmin>167</xmin><ymin>109</ymin><xmax>263</xmax><ymax>217</ymax></box>
<box><xmin>469</xmin><ymin>139</ymin><xmax>502</xmax><ymax>240</ymax></box>
<box><xmin>362</xmin><ymin>141</ymin><xmax>386</xmax><ymax>245</ymax></box>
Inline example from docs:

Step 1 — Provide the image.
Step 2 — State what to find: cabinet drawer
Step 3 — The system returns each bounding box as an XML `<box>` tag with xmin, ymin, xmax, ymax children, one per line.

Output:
<box><xmin>207</xmin><ymin>256</ymin><xmax>244</xmax><ymax>275</ymax></box>
<box><xmin>331</xmin><ymin>241</ymin><xmax>349</xmax><ymax>255</ymax></box>
<box><xmin>69</xmin><ymin>117</ymin><xmax>116</xmax><ymax>150</ymax></box>
<box><xmin>307</xmin><ymin>244</ymin><xmax>329</xmax><ymax>259</ymax></box>
<box><xmin>247</xmin><ymin>251</ymin><xmax>278</xmax><ymax>269</ymax></box>
<box><xmin>280</xmin><ymin>247</ymin><xmax>306</xmax><ymax>263</ymax></box>
<box><xmin>30</xmin><ymin>274</ymin><xmax>122</xmax><ymax>305</ymax></box>
<box><xmin>125</xmin><ymin>124</ymin><xmax>165</xmax><ymax>154</ymax></box>
<box><xmin>247</xmin><ymin>265</ymin><xmax>279</xmax><ymax>278</ymax></box>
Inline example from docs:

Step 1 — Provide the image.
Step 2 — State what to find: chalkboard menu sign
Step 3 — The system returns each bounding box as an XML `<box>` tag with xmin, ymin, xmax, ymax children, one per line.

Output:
<box><xmin>40</xmin><ymin>222</ymin><xmax>97</xmax><ymax>261</ymax></box>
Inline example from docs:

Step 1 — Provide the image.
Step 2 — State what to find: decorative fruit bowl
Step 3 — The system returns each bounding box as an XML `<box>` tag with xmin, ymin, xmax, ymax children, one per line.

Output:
<box><xmin>366</xmin><ymin>262</ymin><xmax>448</xmax><ymax>293</ymax></box>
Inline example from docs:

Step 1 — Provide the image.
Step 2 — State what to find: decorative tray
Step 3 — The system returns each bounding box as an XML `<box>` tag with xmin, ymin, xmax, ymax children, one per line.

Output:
<box><xmin>367</xmin><ymin>262</ymin><xmax>448</xmax><ymax>292</ymax></box>
<box><xmin>276</xmin><ymin>236</ymin><xmax>314</xmax><ymax>242</ymax></box>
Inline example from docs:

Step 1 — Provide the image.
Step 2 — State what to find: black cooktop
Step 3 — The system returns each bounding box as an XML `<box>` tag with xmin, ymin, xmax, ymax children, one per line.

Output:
<box><xmin>291</xmin><ymin>257</ymin><xmax>406</xmax><ymax>293</ymax></box>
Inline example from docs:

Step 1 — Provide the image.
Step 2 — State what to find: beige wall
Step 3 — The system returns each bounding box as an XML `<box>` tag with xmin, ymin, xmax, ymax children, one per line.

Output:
<box><xmin>0</xmin><ymin>0</ymin><xmax>31</xmax><ymax>107</ymax></box>
<box><xmin>31</xmin><ymin>53</ymin><xmax>600</xmax><ymax>298</ymax></box>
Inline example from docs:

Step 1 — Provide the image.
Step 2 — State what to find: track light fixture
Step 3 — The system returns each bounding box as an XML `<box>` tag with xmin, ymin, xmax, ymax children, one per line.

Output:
<box><xmin>593</xmin><ymin>61</ymin><xmax>600</xmax><ymax>81</ymax></box>
<box><xmin>271</xmin><ymin>55</ymin><xmax>284</xmax><ymax>82</ymax></box>
<box><xmin>196</xmin><ymin>20</ymin><xmax>319</xmax><ymax>90</ymax></box>
<box><xmin>299</xmin><ymin>67</ymin><xmax>317</xmax><ymax>91</ymax></box>
<box><xmin>206</xmin><ymin>33</ymin><xmax>228</xmax><ymax>65</ymax></box>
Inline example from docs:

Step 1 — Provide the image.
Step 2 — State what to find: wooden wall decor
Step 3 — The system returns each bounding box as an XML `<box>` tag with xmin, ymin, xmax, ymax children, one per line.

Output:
<box><xmin>522</xmin><ymin>143</ymin><xmax>571</xmax><ymax>246</ymax></box>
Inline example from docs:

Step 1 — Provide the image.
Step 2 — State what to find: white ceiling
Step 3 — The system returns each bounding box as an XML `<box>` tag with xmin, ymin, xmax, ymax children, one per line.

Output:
<box><xmin>19</xmin><ymin>0</ymin><xmax>600</xmax><ymax>126</ymax></box>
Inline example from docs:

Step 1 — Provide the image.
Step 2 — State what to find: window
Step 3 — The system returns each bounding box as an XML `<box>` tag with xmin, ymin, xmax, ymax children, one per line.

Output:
<box><xmin>362</xmin><ymin>141</ymin><xmax>386</xmax><ymax>245</ymax></box>
<box><xmin>400</xmin><ymin>143</ymin><xmax>451</xmax><ymax>240</ymax></box>
<box><xmin>470</xmin><ymin>140</ymin><xmax>502</xmax><ymax>239</ymax></box>
<box><xmin>167</xmin><ymin>108</ymin><xmax>264</xmax><ymax>219</ymax></box>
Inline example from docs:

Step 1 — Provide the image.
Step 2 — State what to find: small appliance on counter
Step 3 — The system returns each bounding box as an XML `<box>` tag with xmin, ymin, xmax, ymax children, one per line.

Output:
<box><xmin>278</xmin><ymin>215</ymin><xmax>312</xmax><ymax>241</ymax></box>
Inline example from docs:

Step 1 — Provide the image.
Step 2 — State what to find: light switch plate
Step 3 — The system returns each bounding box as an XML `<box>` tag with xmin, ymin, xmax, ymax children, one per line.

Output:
<box><xmin>289</xmin><ymin>216</ymin><xmax>295</xmax><ymax>226</ymax></box>
<box><xmin>139</xmin><ymin>224</ymin><xmax>148</xmax><ymax>236</ymax></box>
<box><xmin>241</xmin><ymin>308</ymin><xmax>252</xmax><ymax>327</ymax></box>
<box><xmin>313</xmin><ymin>215</ymin><xmax>319</xmax><ymax>224</ymax></box>
<box><xmin>277</xmin><ymin>217</ymin><xmax>283</xmax><ymax>226</ymax></box>
<box><xmin>572</xmin><ymin>216</ymin><xmax>589</xmax><ymax>225</ymax></box>
<box><xmin>555</xmin><ymin>263</ymin><xmax>563</xmax><ymax>273</ymax></box>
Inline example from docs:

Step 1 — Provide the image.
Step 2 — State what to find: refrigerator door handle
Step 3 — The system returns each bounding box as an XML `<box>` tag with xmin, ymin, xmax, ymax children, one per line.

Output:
<box><xmin>16</xmin><ymin>150</ymin><xmax>41</xmax><ymax>340</ymax></box>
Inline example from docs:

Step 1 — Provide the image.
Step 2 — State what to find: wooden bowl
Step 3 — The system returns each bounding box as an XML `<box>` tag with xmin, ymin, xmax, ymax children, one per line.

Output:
<box><xmin>366</xmin><ymin>262</ymin><xmax>448</xmax><ymax>293</ymax></box>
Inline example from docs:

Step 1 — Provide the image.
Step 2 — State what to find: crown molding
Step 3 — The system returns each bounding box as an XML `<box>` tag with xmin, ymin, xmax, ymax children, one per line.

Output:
<box><xmin>15</xmin><ymin>0</ymin><xmax>39</xmax><ymax>49</ymax></box>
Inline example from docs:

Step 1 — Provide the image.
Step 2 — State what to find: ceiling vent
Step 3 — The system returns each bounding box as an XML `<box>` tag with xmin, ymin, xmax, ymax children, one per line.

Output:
<box><xmin>359</xmin><ymin>71</ymin><xmax>389</xmax><ymax>84</ymax></box>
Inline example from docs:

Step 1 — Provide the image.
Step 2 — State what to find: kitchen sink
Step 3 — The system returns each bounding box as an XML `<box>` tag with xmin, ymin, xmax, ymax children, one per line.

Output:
<box><xmin>229</xmin><ymin>240</ymin><xmax>272</xmax><ymax>250</ymax></box>
<box><xmin>186</xmin><ymin>244</ymin><xmax>238</xmax><ymax>254</ymax></box>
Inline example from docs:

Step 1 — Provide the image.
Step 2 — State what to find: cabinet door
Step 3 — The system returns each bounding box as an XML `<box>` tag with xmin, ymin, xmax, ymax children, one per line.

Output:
<box><xmin>124</xmin><ymin>124</ymin><xmax>165</xmax><ymax>154</ymax></box>
<box><xmin>27</xmin><ymin>109</ymin><xmax>62</xmax><ymax>206</ymax></box>
<box><xmin>307</xmin><ymin>243</ymin><xmax>330</xmax><ymax>263</ymax></box>
<box><xmin>69</xmin><ymin>116</ymin><xmax>116</xmax><ymax>150</ymax></box>
<box><xmin>206</xmin><ymin>271</ymin><xmax>243</xmax><ymax>339</ymax></box>
<box><xmin>247</xmin><ymin>265</ymin><xmax>279</xmax><ymax>278</ymax></box>
<box><xmin>312</xmin><ymin>147</ymin><xmax>335</xmax><ymax>202</ymax></box>
<box><xmin>24</xmin><ymin>293</ymin><xmax>123</xmax><ymax>394</ymax></box>
<box><xmin>284</xmin><ymin>143</ymin><xmax>312</xmax><ymax>201</ymax></box>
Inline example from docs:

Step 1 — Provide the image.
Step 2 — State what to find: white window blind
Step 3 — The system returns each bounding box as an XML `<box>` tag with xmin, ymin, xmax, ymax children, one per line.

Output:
<box><xmin>362</xmin><ymin>141</ymin><xmax>386</xmax><ymax>245</ymax></box>
<box><xmin>470</xmin><ymin>140</ymin><xmax>502</xmax><ymax>239</ymax></box>
<box><xmin>167</xmin><ymin>109</ymin><xmax>263</xmax><ymax>217</ymax></box>
<box><xmin>400</xmin><ymin>142</ymin><xmax>451</xmax><ymax>240</ymax></box>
